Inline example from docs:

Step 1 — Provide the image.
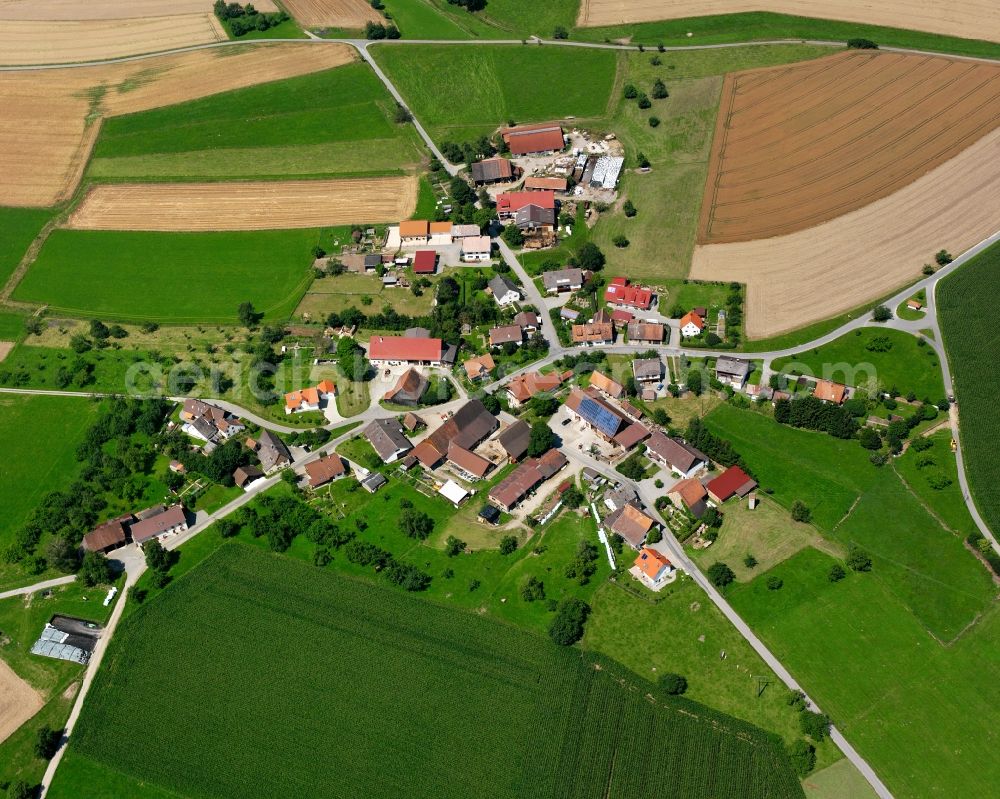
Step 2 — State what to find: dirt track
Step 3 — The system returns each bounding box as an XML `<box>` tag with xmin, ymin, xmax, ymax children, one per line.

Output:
<box><xmin>699</xmin><ymin>51</ymin><xmax>1000</xmax><ymax>243</ymax></box>
<box><xmin>0</xmin><ymin>658</ymin><xmax>44</xmax><ymax>745</ymax></box>
<box><xmin>0</xmin><ymin>44</ymin><xmax>356</xmax><ymax>206</ymax></box>
<box><xmin>282</xmin><ymin>0</ymin><xmax>381</xmax><ymax>28</ymax></box>
<box><xmin>67</xmin><ymin>178</ymin><xmax>418</xmax><ymax>230</ymax></box>
<box><xmin>0</xmin><ymin>15</ymin><xmax>227</xmax><ymax>66</ymax></box>
<box><xmin>0</xmin><ymin>0</ymin><xmax>277</xmax><ymax>20</ymax></box>
<box><xmin>576</xmin><ymin>0</ymin><xmax>1000</xmax><ymax>42</ymax></box>
<box><xmin>691</xmin><ymin>126</ymin><xmax>1000</xmax><ymax>338</ymax></box>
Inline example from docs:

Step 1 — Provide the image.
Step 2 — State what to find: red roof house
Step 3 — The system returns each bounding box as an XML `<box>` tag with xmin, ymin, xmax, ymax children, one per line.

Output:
<box><xmin>604</xmin><ymin>277</ymin><xmax>653</xmax><ymax>311</ymax></box>
<box><xmin>412</xmin><ymin>250</ymin><xmax>437</xmax><ymax>274</ymax></box>
<box><xmin>368</xmin><ymin>335</ymin><xmax>443</xmax><ymax>365</ymax></box>
<box><xmin>496</xmin><ymin>190</ymin><xmax>555</xmax><ymax>219</ymax></box>
<box><xmin>707</xmin><ymin>466</ymin><xmax>758</xmax><ymax>503</ymax></box>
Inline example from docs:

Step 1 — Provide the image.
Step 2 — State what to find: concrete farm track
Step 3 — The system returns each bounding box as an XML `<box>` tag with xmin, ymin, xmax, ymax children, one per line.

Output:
<box><xmin>4</xmin><ymin>34</ymin><xmax>998</xmax><ymax>799</ymax></box>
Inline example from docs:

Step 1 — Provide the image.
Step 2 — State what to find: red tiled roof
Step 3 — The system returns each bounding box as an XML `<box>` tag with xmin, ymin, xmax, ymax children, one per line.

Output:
<box><xmin>412</xmin><ymin>439</ymin><xmax>445</xmax><ymax>468</ymax></box>
<box><xmin>524</xmin><ymin>176</ymin><xmax>567</xmax><ymax>191</ymax></box>
<box><xmin>413</xmin><ymin>250</ymin><xmax>437</xmax><ymax>273</ymax></box>
<box><xmin>707</xmin><ymin>466</ymin><xmax>757</xmax><ymax>502</ymax></box>
<box><xmin>305</xmin><ymin>455</ymin><xmax>346</xmax><ymax>487</ymax></box>
<box><xmin>634</xmin><ymin>547</ymin><xmax>672</xmax><ymax>579</ymax></box>
<box><xmin>571</xmin><ymin>322</ymin><xmax>613</xmax><ymax>343</ymax></box>
<box><xmin>502</xmin><ymin>125</ymin><xmax>564</xmax><ymax>155</ymax></box>
<box><xmin>497</xmin><ymin>190</ymin><xmax>555</xmax><ymax>214</ymax></box>
<box><xmin>589</xmin><ymin>370</ymin><xmax>623</xmax><ymax>398</ymax></box>
<box><xmin>399</xmin><ymin>220</ymin><xmax>429</xmax><ymax>238</ymax></box>
<box><xmin>368</xmin><ymin>335</ymin><xmax>443</xmax><ymax>363</ymax></box>
<box><xmin>505</xmin><ymin>371</ymin><xmax>563</xmax><ymax>403</ymax></box>
<box><xmin>447</xmin><ymin>442</ymin><xmax>492</xmax><ymax>478</ymax></box>
<box><xmin>813</xmin><ymin>379</ymin><xmax>847</xmax><ymax>404</ymax></box>
<box><xmin>680</xmin><ymin>311</ymin><xmax>705</xmax><ymax>331</ymax></box>
<box><xmin>604</xmin><ymin>279</ymin><xmax>653</xmax><ymax>310</ymax></box>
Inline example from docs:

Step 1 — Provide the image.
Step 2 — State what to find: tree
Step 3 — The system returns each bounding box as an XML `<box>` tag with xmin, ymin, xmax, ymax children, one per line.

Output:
<box><xmin>786</xmin><ymin>689</ymin><xmax>807</xmax><ymax>711</ymax></box>
<box><xmin>859</xmin><ymin>426</ymin><xmax>882</xmax><ymax>450</ymax></box>
<box><xmin>89</xmin><ymin>319</ymin><xmax>110</xmax><ymax>341</ymax></box>
<box><xmin>481</xmin><ymin>392</ymin><xmax>501</xmax><ymax>414</ymax></box>
<box><xmin>847</xmin><ymin>545</ymin><xmax>872</xmax><ymax>572</ymax></box>
<box><xmin>548</xmin><ymin>598</ymin><xmax>591</xmax><ymax>646</ymax></box>
<box><xmin>648</xmin><ymin>116</ymin><xmax>660</xmax><ymax>128</ymax></box>
<box><xmin>846</xmin><ymin>37</ymin><xmax>878</xmax><ymax>49</ymax></box>
<box><xmin>499</xmin><ymin>535</ymin><xmax>518</xmax><ymax>555</ymax></box>
<box><xmin>706</xmin><ymin>561</ymin><xmax>735</xmax><ymax>588</ymax></box>
<box><xmin>636</xmin><ymin>152</ymin><xmax>650</xmax><ymax>169</ymax></box>
<box><xmin>575</xmin><ymin>242</ymin><xmax>605</xmax><ymax>272</ymax></box>
<box><xmin>7</xmin><ymin>780</ymin><xmax>34</xmax><ymax>799</ymax></box>
<box><xmin>527</xmin><ymin>421</ymin><xmax>555</xmax><ymax>457</ymax></box>
<box><xmin>216</xmin><ymin>518</ymin><xmax>240</xmax><ymax>539</ymax></box>
<box><xmin>743</xmin><ymin>554</ymin><xmax>758</xmax><ymax>569</ymax></box>
<box><xmin>637</xmin><ymin>93</ymin><xmax>651</xmax><ymax>109</ymax></box>
<box><xmin>46</xmin><ymin>536</ymin><xmax>78</xmax><ymax>573</ymax></box>
<box><xmin>393</xmin><ymin>104</ymin><xmax>412</xmax><ymax>123</ymax></box>
<box><xmin>646</xmin><ymin>528</ymin><xmax>662</xmax><ymax>544</ymax></box>
<box><xmin>69</xmin><ymin>334</ymin><xmax>92</xmax><ymax>354</ymax></box>
<box><xmin>623</xmin><ymin>83</ymin><xmax>638</xmax><ymax>99</ymax></box>
<box><xmin>143</xmin><ymin>539</ymin><xmax>177</xmax><ymax>574</ymax></box>
<box><xmin>935</xmin><ymin>249</ymin><xmax>953</xmax><ymax>266</ymax></box>
<box><xmin>659</xmin><ymin>672</ymin><xmax>687</xmax><ymax>695</ymax></box>
<box><xmin>651</xmin><ymin>78</ymin><xmax>668</xmax><ymax>99</ymax></box>
<box><xmin>767</xmin><ymin>575</ymin><xmax>784</xmax><ymax>590</ymax></box>
<box><xmin>502</xmin><ymin>224</ymin><xmax>524</xmax><ymax>247</ymax></box>
<box><xmin>704</xmin><ymin>332</ymin><xmax>721</xmax><ymax>346</ymax></box>
<box><xmin>238</xmin><ymin>301</ymin><xmax>261</xmax><ymax>328</ymax></box>
<box><xmin>78</xmin><ymin>551</ymin><xmax>113</xmax><ymax>587</ymax></box>
<box><xmin>828</xmin><ymin>564</ymin><xmax>846</xmax><ymax>582</ymax></box>
<box><xmin>686</xmin><ymin>368</ymin><xmax>703</xmax><ymax>396</ymax></box>
<box><xmin>787</xmin><ymin>740</ymin><xmax>817</xmax><ymax>776</ymax></box>
<box><xmin>791</xmin><ymin>501</ymin><xmax>811</xmax><ymax>523</ymax></box>
<box><xmin>553</xmin><ymin>25</ymin><xmax>569</xmax><ymax>39</ymax></box>
<box><xmin>623</xmin><ymin>199</ymin><xmax>637</xmax><ymax>217</ymax></box>
<box><xmin>872</xmin><ymin>304</ymin><xmax>892</xmax><ymax>322</ymax></box>
<box><xmin>449</xmin><ymin>175</ymin><xmax>475</xmax><ymax>205</ymax></box>
<box><xmin>520</xmin><ymin>575</ymin><xmax>546</xmax><ymax>601</ymax></box>
<box><xmin>562</xmin><ymin>485</ymin><xmax>584</xmax><ymax>509</ymax></box>
<box><xmin>35</xmin><ymin>724</ymin><xmax>62</xmax><ymax>760</ymax></box>
<box><xmin>612</xmin><ymin>234</ymin><xmax>629</xmax><ymax>248</ymax></box>
<box><xmin>401</xmin><ymin>509</ymin><xmax>434</xmax><ymax>540</ymax></box>
<box><xmin>445</xmin><ymin>535</ymin><xmax>466</xmax><ymax>557</ymax></box>
<box><xmin>800</xmin><ymin>710</ymin><xmax>831</xmax><ymax>741</ymax></box>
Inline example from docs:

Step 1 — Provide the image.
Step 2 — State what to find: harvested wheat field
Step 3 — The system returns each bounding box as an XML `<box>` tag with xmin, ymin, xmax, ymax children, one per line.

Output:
<box><xmin>0</xmin><ymin>43</ymin><xmax>355</xmax><ymax>206</ymax></box>
<box><xmin>699</xmin><ymin>51</ymin><xmax>1000</xmax><ymax>244</ymax></box>
<box><xmin>0</xmin><ymin>658</ymin><xmax>44</xmax><ymax>745</ymax></box>
<box><xmin>282</xmin><ymin>0</ymin><xmax>381</xmax><ymax>28</ymax></box>
<box><xmin>576</xmin><ymin>0</ymin><xmax>1000</xmax><ymax>41</ymax></box>
<box><xmin>0</xmin><ymin>15</ymin><xmax>227</xmax><ymax>66</ymax></box>
<box><xmin>67</xmin><ymin>178</ymin><xmax>418</xmax><ymax>231</ymax></box>
<box><xmin>691</xmin><ymin>127</ymin><xmax>1000</xmax><ymax>338</ymax></box>
<box><xmin>0</xmin><ymin>0</ymin><xmax>277</xmax><ymax>20</ymax></box>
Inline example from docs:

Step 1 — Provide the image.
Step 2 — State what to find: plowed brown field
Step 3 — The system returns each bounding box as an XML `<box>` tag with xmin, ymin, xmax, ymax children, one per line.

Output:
<box><xmin>576</xmin><ymin>0</ymin><xmax>1000</xmax><ymax>42</ymax></box>
<box><xmin>0</xmin><ymin>658</ymin><xmax>43</xmax><ymax>745</ymax></box>
<box><xmin>691</xmin><ymin>127</ymin><xmax>1000</xmax><ymax>338</ymax></box>
<box><xmin>0</xmin><ymin>44</ymin><xmax>355</xmax><ymax>206</ymax></box>
<box><xmin>282</xmin><ymin>0</ymin><xmax>381</xmax><ymax>28</ymax></box>
<box><xmin>0</xmin><ymin>0</ymin><xmax>277</xmax><ymax>20</ymax></box>
<box><xmin>699</xmin><ymin>51</ymin><xmax>1000</xmax><ymax>244</ymax></box>
<box><xmin>67</xmin><ymin>178</ymin><xmax>418</xmax><ymax>230</ymax></box>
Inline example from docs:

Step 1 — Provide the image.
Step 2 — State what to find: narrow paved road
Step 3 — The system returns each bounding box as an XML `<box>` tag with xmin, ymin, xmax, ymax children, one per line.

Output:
<box><xmin>0</xmin><ymin>575</ymin><xmax>75</xmax><ymax>600</ymax></box>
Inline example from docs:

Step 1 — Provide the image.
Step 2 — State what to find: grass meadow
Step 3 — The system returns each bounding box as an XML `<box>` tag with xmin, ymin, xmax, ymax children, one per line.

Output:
<box><xmin>379</xmin><ymin>0</ymin><xmax>578</xmax><ymax>39</ymax></box>
<box><xmin>0</xmin><ymin>207</ymin><xmax>54</xmax><ymax>288</ymax></box>
<box><xmin>0</xmin><ymin>310</ymin><xmax>27</xmax><ymax>341</ymax></box>
<box><xmin>938</xmin><ymin>241</ymin><xmax>1000</xmax><ymax>536</ymax></box>
<box><xmin>704</xmin><ymin>403</ymin><xmax>1000</xmax><ymax>797</ymax></box>
<box><xmin>87</xmin><ymin>64</ymin><xmax>425</xmax><ymax>182</ymax></box>
<box><xmin>771</xmin><ymin>328</ymin><xmax>945</xmax><ymax>401</ymax></box>
<box><xmin>14</xmin><ymin>229</ymin><xmax>319</xmax><ymax>323</ymax></box>
<box><xmin>56</xmin><ymin>542</ymin><xmax>803</xmax><ymax>799</ymax></box>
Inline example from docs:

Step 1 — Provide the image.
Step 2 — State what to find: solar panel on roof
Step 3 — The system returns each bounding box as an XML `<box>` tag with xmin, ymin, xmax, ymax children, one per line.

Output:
<box><xmin>579</xmin><ymin>397</ymin><xmax>622</xmax><ymax>437</ymax></box>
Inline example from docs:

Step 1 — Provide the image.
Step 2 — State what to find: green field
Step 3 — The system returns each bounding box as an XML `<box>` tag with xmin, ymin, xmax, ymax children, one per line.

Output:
<box><xmin>0</xmin><ymin>310</ymin><xmax>27</xmax><ymax>341</ymax></box>
<box><xmin>573</xmin><ymin>11</ymin><xmax>1000</xmax><ymax>60</ymax></box>
<box><xmin>372</xmin><ymin>44</ymin><xmax>619</xmax><ymax>141</ymax></box>
<box><xmin>772</xmin><ymin>328</ymin><xmax>945</xmax><ymax>401</ymax></box>
<box><xmin>0</xmin><ymin>395</ymin><xmax>99</xmax><ymax>585</ymax></box>
<box><xmin>55</xmin><ymin>543</ymin><xmax>803</xmax><ymax>799</ymax></box>
<box><xmin>14</xmin><ymin>229</ymin><xmax>319</xmax><ymax>323</ymax></box>
<box><xmin>938</xmin><ymin>241</ymin><xmax>1000</xmax><ymax>535</ymax></box>
<box><xmin>380</xmin><ymin>0</ymin><xmax>578</xmax><ymax>39</ymax></box>
<box><xmin>703</xmin><ymin>403</ymin><xmax>1000</xmax><ymax>797</ymax></box>
<box><xmin>0</xmin><ymin>207</ymin><xmax>54</xmax><ymax>289</ymax></box>
<box><xmin>87</xmin><ymin>63</ymin><xmax>424</xmax><ymax>182</ymax></box>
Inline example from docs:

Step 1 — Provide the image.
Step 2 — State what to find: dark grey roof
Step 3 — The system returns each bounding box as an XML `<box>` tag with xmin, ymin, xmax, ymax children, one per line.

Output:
<box><xmin>514</xmin><ymin>204</ymin><xmax>556</xmax><ymax>229</ymax></box>
<box><xmin>488</xmin><ymin>275</ymin><xmax>520</xmax><ymax>298</ymax></box>
<box><xmin>471</xmin><ymin>157</ymin><xmax>513</xmax><ymax>183</ymax></box>
<box><xmin>716</xmin><ymin>357</ymin><xmax>752</xmax><ymax>379</ymax></box>
<box><xmin>256</xmin><ymin>429</ymin><xmax>291</xmax><ymax>471</ymax></box>
<box><xmin>542</xmin><ymin>268</ymin><xmax>583</xmax><ymax>291</ymax></box>
<box><xmin>632</xmin><ymin>358</ymin><xmax>663</xmax><ymax>380</ymax></box>
<box><xmin>441</xmin><ymin>343</ymin><xmax>458</xmax><ymax>365</ymax></box>
<box><xmin>645</xmin><ymin>431</ymin><xmax>707</xmax><ymax>473</ymax></box>
<box><xmin>363</xmin><ymin>418</ymin><xmax>413</xmax><ymax>462</ymax></box>
<box><xmin>404</xmin><ymin>327</ymin><xmax>431</xmax><ymax>338</ymax></box>
<box><xmin>497</xmin><ymin>419</ymin><xmax>530</xmax><ymax>460</ymax></box>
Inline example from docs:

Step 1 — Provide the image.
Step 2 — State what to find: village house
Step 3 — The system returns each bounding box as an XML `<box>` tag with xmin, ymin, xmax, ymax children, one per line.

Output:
<box><xmin>572</xmin><ymin>322</ymin><xmax>614</xmax><ymax>346</ymax></box>
<box><xmin>489</xmin><ymin>325</ymin><xmax>524</xmax><ymax>348</ymax></box>
<box><xmin>609</xmin><ymin>309</ymin><xmax>633</xmax><ymax>329</ymax></box>
<box><xmin>463</xmin><ymin>353</ymin><xmax>495</xmax><ymax>381</ymax></box>
<box><xmin>368</xmin><ymin>335</ymin><xmax>447</xmax><ymax>367</ymax></box>
<box><xmin>680</xmin><ymin>311</ymin><xmax>705</xmax><ymax>338</ymax></box>
<box><xmin>564</xmin><ymin>388</ymin><xmax>650</xmax><ymax>451</ymax></box>
<box><xmin>524</xmin><ymin>176</ymin><xmax>568</xmax><ymax>192</ymax></box>
<box><xmin>644</xmin><ymin>431</ymin><xmax>708</xmax><ymax>478</ymax></box>
<box><xmin>471</xmin><ymin>156</ymin><xmax>516</xmax><ymax>185</ymax></box>
<box><xmin>707</xmin><ymin>466</ymin><xmax>758</xmax><ymax>503</ymax></box>
<box><xmin>542</xmin><ymin>268</ymin><xmax>584</xmax><ymax>294</ymax></box>
<box><xmin>504</xmin><ymin>371</ymin><xmax>565</xmax><ymax>407</ymax></box>
<box><xmin>428</xmin><ymin>221</ymin><xmax>453</xmax><ymax>244</ymax></box>
<box><xmin>626</xmin><ymin>322</ymin><xmax>665</xmax><ymax>344</ymax></box>
<box><xmin>514</xmin><ymin>203</ymin><xmax>556</xmax><ymax>232</ymax></box>
<box><xmin>461</xmin><ymin>235</ymin><xmax>492</xmax><ymax>263</ymax></box>
<box><xmin>180</xmin><ymin>399</ymin><xmax>245</xmax><ymax>443</ymax></box>
<box><xmin>399</xmin><ymin>220</ymin><xmax>429</xmax><ymax>245</ymax></box>
<box><xmin>497</xmin><ymin>419</ymin><xmax>530</xmax><ymax>462</ymax></box>
<box><xmin>605</xmin><ymin>502</ymin><xmax>657</xmax><ymax>550</ymax></box>
<box><xmin>604</xmin><ymin>277</ymin><xmax>653</xmax><ymax>311</ymax></box>
<box><xmin>668</xmin><ymin>477</ymin><xmax>710</xmax><ymax>518</ymax></box>
<box><xmin>589</xmin><ymin>370</ymin><xmax>624</xmax><ymax>399</ymax></box>
<box><xmin>254</xmin><ymin>429</ymin><xmax>292</xmax><ymax>473</ymax></box>
<box><xmin>488</xmin><ymin>448</ymin><xmax>568</xmax><ymax>512</ymax></box>
<box><xmin>501</xmin><ymin>123</ymin><xmax>565</xmax><ymax>156</ymax></box>
<box><xmin>813</xmin><ymin>379</ymin><xmax>849</xmax><ymax>404</ymax></box>
<box><xmin>284</xmin><ymin>380</ymin><xmax>336</xmax><ymax>415</ymax></box>
<box><xmin>715</xmin><ymin>357</ymin><xmax>752</xmax><ymax>390</ymax></box>
<box><xmin>304</xmin><ymin>455</ymin><xmax>347</xmax><ymax>488</ymax></box>
<box><xmin>233</xmin><ymin>464</ymin><xmax>264</xmax><ymax>490</ymax></box>
<box><xmin>605</xmin><ymin>483</ymin><xmax>638</xmax><ymax>512</ymax></box>
<box><xmin>363</xmin><ymin>418</ymin><xmax>413</xmax><ymax>463</ymax></box>
<box><xmin>82</xmin><ymin>516</ymin><xmax>132</xmax><ymax>554</ymax></box>
<box><xmin>383</xmin><ymin>368</ymin><xmax>428</xmax><ymax>406</ymax></box>
<box><xmin>632</xmin><ymin>358</ymin><xmax>663</xmax><ymax>385</ymax></box>
<box><xmin>412</xmin><ymin>250</ymin><xmax>437</xmax><ymax>275</ymax></box>
<box><xmin>497</xmin><ymin>190</ymin><xmax>556</xmax><ymax>221</ymax></box>
<box><xmin>488</xmin><ymin>275</ymin><xmax>521</xmax><ymax>306</ymax></box>
<box><xmin>513</xmin><ymin>310</ymin><xmax>539</xmax><ymax>331</ymax></box>
<box><xmin>130</xmin><ymin>505</ymin><xmax>188</xmax><ymax>545</ymax></box>
<box><xmin>633</xmin><ymin>547</ymin><xmax>674</xmax><ymax>587</ymax></box>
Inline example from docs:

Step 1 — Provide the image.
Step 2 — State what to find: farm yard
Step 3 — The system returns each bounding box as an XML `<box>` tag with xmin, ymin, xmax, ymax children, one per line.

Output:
<box><xmin>13</xmin><ymin>229</ymin><xmax>319</xmax><ymax>323</ymax></box>
<box><xmin>939</xmin><ymin>241</ymin><xmax>1000</xmax><ymax>536</ymax></box>
<box><xmin>692</xmin><ymin>125</ymin><xmax>1000</xmax><ymax>338</ymax></box>
<box><xmin>67</xmin><ymin>178</ymin><xmax>418</xmax><ymax>231</ymax></box>
<box><xmin>574</xmin><ymin>0</ymin><xmax>1000</xmax><ymax>41</ymax></box>
<box><xmin>698</xmin><ymin>52</ymin><xmax>1000</xmax><ymax>244</ymax></box>
<box><xmin>54</xmin><ymin>543</ymin><xmax>804</xmax><ymax>799</ymax></box>
<box><xmin>0</xmin><ymin>43</ymin><xmax>357</xmax><ymax>206</ymax></box>
<box><xmin>282</xmin><ymin>0</ymin><xmax>381</xmax><ymax>28</ymax></box>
